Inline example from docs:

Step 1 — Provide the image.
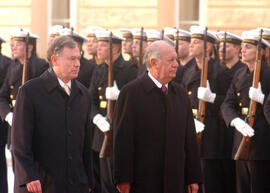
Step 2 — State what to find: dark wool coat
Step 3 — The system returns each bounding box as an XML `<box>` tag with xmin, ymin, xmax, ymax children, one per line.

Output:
<box><xmin>12</xmin><ymin>69</ymin><xmax>92</xmax><ymax>193</ymax></box>
<box><xmin>113</xmin><ymin>74</ymin><xmax>202</xmax><ymax>193</ymax></box>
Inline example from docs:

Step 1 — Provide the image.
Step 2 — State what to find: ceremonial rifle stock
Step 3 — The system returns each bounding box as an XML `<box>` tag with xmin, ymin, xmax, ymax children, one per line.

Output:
<box><xmin>21</xmin><ymin>32</ymin><xmax>30</xmax><ymax>85</ymax></box>
<box><xmin>138</xmin><ymin>27</ymin><xmax>144</xmax><ymax>68</ymax></box>
<box><xmin>99</xmin><ymin>32</ymin><xmax>114</xmax><ymax>158</ymax></box>
<box><xmin>222</xmin><ymin>32</ymin><xmax>227</xmax><ymax>66</ymax></box>
<box><xmin>234</xmin><ymin>29</ymin><xmax>263</xmax><ymax>160</ymax></box>
<box><xmin>196</xmin><ymin>27</ymin><xmax>208</xmax><ymax>153</ymax></box>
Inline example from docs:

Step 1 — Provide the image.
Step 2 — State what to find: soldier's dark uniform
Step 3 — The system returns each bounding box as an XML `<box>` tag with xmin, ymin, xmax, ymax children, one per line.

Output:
<box><xmin>174</xmin><ymin>58</ymin><xmax>196</xmax><ymax>86</ymax></box>
<box><xmin>0</xmin><ymin>42</ymin><xmax>11</xmax><ymax>193</ymax></box>
<box><xmin>89</xmin><ymin>54</ymin><xmax>137</xmax><ymax>193</ymax></box>
<box><xmin>221</xmin><ymin>63</ymin><xmax>270</xmax><ymax>193</ymax></box>
<box><xmin>0</xmin><ymin>56</ymin><xmax>48</xmax><ymax>148</ymax></box>
<box><xmin>182</xmin><ymin>57</ymin><xmax>234</xmax><ymax>193</ymax></box>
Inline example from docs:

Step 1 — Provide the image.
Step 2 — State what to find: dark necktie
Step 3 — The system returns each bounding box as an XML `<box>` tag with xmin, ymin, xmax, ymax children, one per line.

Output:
<box><xmin>161</xmin><ymin>85</ymin><xmax>167</xmax><ymax>96</ymax></box>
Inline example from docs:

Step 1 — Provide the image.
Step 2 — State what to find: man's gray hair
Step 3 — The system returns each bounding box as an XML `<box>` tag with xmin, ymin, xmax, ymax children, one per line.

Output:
<box><xmin>143</xmin><ymin>42</ymin><xmax>162</xmax><ymax>69</ymax></box>
<box><xmin>47</xmin><ymin>36</ymin><xmax>77</xmax><ymax>67</ymax></box>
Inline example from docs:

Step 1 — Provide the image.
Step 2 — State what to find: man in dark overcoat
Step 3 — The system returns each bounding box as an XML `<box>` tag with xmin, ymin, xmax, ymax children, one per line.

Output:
<box><xmin>11</xmin><ymin>36</ymin><xmax>92</xmax><ymax>193</ymax></box>
<box><xmin>113</xmin><ymin>40</ymin><xmax>202</xmax><ymax>193</ymax></box>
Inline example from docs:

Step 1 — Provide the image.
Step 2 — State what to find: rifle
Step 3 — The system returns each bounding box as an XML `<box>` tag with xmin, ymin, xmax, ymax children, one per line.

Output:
<box><xmin>196</xmin><ymin>27</ymin><xmax>208</xmax><ymax>153</ymax></box>
<box><xmin>138</xmin><ymin>27</ymin><xmax>144</xmax><ymax>68</ymax></box>
<box><xmin>234</xmin><ymin>29</ymin><xmax>263</xmax><ymax>160</ymax></box>
<box><xmin>99</xmin><ymin>32</ymin><xmax>114</xmax><ymax>158</ymax></box>
<box><xmin>222</xmin><ymin>32</ymin><xmax>227</xmax><ymax>65</ymax></box>
<box><xmin>175</xmin><ymin>29</ymin><xmax>179</xmax><ymax>59</ymax></box>
<box><xmin>161</xmin><ymin>29</ymin><xmax>164</xmax><ymax>40</ymax></box>
<box><xmin>21</xmin><ymin>32</ymin><xmax>30</xmax><ymax>85</ymax></box>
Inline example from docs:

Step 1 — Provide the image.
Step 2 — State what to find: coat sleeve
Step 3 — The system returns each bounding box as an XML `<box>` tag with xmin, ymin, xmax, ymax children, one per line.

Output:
<box><xmin>264</xmin><ymin>94</ymin><xmax>270</xmax><ymax>126</ymax></box>
<box><xmin>183</xmin><ymin>93</ymin><xmax>203</xmax><ymax>185</ymax></box>
<box><xmin>0</xmin><ymin>70</ymin><xmax>12</xmax><ymax>120</ymax></box>
<box><xmin>113</xmin><ymin>86</ymin><xmax>135</xmax><ymax>184</ymax></box>
<box><xmin>221</xmin><ymin>78</ymin><xmax>239</xmax><ymax>127</ymax></box>
<box><xmin>11</xmin><ymin>86</ymin><xmax>39</xmax><ymax>186</ymax></box>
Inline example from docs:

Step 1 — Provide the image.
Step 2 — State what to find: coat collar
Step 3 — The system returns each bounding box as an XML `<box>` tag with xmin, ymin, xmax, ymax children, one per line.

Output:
<box><xmin>141</xmin><ymin>73</ymin><xmax>176</xmax><ymax>94</ymax></box>
<box><xmin>41</xmin><ymin>68</ymin><xmax>83</xmax><ymax>97</ymax></box>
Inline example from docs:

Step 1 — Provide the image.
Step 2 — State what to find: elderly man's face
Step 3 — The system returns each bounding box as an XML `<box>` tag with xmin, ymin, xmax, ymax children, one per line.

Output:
<box><xmin>53</xmin><ymin>46</ymin><xmax>81</xmax><ymax>83</ymax></box>
<box><xmin>153</xmin><ymin>44</ymin><xmax>178</xmax><ymax>84</ymax></box>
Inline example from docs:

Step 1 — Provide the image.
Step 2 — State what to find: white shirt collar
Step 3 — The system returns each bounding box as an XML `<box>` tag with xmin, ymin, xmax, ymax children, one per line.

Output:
<box><xmin>148</xmin><ymin>72</ymin><xmax>168</xmax><ymax>89</ymax></box>
<box><xmin>57</xmin><ymin>78</ymin><xmax>71</xmax><ymax>89</ymax></box>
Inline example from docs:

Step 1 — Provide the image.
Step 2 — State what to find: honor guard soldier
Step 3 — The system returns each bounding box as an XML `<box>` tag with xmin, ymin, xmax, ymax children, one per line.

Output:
<box><xmin>145</xmin><ymin>29</ymin><xmax>162</xmax><ymax>46</ymax></box>
<box><xmin>0</xmin><ymin>28</ymin><xmax>48</xmax><ymax>147</ymax></box>
<box><xmin>189</xmin><ymin>25</ymin><xmax>233</xmax><ymax>193</ymax></box>
<box><xmin>257</xmin><ymin>27</ymin><xmax>270</xmax><ymax>66</ymax></box>
<box><xmin>60</xmin><ymin>27</ymin><xmax>96</xmax><ymax>88</ymax></box>
<box><xmin>173</xmin><ymin>29</ymin><xmax>196</xmax><ymax>85</ymax></box>
<box><xmin>131</xmin><ymin>28</ymin><xmax>148</xmax><ymax>77</ymax></box>
<box><xmin>163</xmin><ymin>27</ymin><xmax>175</xmax><ymax>41</ymax></box>
<box><xmin>48</xmin><ymin>25</ymin><xmax>63</xmax><ymax>46</ymax></box>
<box><xmin>86</xmin><ymin>26</ymin><xmax>104</xmax><ymax>66</ymax></box>
<box><xmin>89</xmin><ymin>30</ymin><xmax>137</xmax><ymax>193</ymax></box>
<box><xmin>221</xmin><ymin>30</ymin><xmax>270</xmax><ymax>193</ymax></box>
<box><xmin>0</xmin><ymin>36</ymin><xmax>11</xmax><ymax>193</ymax></box>
<box><xmin>119</xmin><ymin>28</ymin><xmax>135</xmax><ymax>62</ymax></box>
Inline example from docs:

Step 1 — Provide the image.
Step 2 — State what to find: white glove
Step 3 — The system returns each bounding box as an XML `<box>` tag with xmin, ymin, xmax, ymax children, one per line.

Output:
<box><xmin>5</xmin><ymin>112</ymin><xmax>13</xmax><ymax>126</ymax></box>
<box><xmin>249</xmin><ymin>82</ymin><xmax>265</xmax><ymax>104</ymax></box>
<box><xmin>194</xmin><ymin>119</ymin><xmax>205</xmax><ymax>133</ymax></box>
<box><xmin>197</xmin><ymin>80</ymin><xmax>216</xmax><ymax>103</ymax></box>
<box><xmin>93</xmin><ymin>114</ymin><xmax>110</xmax><ymax>132</ymax></box>
<box><xmin>105</xmin><ymin>81</ymin><xmax>120</xmax><ymax>100</ymax></box>
<box><xmin>231</xmin><ymin>117</ymin><xmax>254</xmax><ymax>137</ymax></box>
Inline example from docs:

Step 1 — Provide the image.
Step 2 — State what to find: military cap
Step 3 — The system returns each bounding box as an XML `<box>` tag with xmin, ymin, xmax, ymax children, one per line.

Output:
<box><xmin>190</xmin><ymin>25</ymin><xmax>219</xmax><ymax>44</ymax></box>
<box><xmin>86</xmin><ymin>26</ymin><xmax>106</xmax><ymax>38</ymax></box>
<box><xmin>96</xmin><ymin>30</ymin><xmax>124</xmax><ymax>44</ymax></box>
<box><xmin>145</xmin><ymin>29</ymin><xmax>161</xmax><ymax>42</ymax></box>
<box><xmin>60</xmin><ymin>28</ymin><xmax>88</xmax><ymax>44</ymax></box>
<box><xmin>119</xmin><ymin>28</ymin><xmax>133</xmax><ymax>39</ymax></box>
<box><xmin>131</xmin><ymin>28</ymin><xmax>147</xmax><ymax>41</ymax></box>
<box><xmin>10</xmin><ymin>28</ymin><xmax>39</xmax><ymax>44</ymax></box>
<box><xmin>216</xmin><ymin>31</ymin><xmax>242</xmax><ymax>45</ymax></box>
<box><xmin>174</xmin><ymin>29</ymin><xmax>191</xmax><ymax>42</ymax></box>
<box><xmin>242</xmin><ymin>30</ymin><xmax>270</xmax><ymax>48</ymax></box>
<box><xmin>49</xmin><ymin>25</ymin><xmax>63</xmax><ymax>38</ymax></box>
<box><xmin>257</xmin><ymin>27</ymin><xmax>270</xmax><ymax>41</ymax></box>
<box><xmin>163</xmin><ymin>27</ymin><xmax>176</xmax><ymax>40</ymax></box>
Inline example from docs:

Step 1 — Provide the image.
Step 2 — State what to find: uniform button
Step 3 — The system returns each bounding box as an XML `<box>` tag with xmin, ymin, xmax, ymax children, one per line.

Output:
<box><xmin>188</xmin><ymin>91</ymin><xmax>192</xmax><ymax>95</ymax></box>
<box><xmin>10</xmin><ymin>85</ymin><xmax>14</xmax><ymax>89</ymax></box>
<box><xmin>239</xmin><ymin>103</ymin><xmax>242</xmax><ymax>107</ymax></box>
<box><xmin>98</xmin><ymin>87</ymin><xmax>102</xmax><ymax>91</ymax></box>
<box><xmin>68</xmin><ymin>130</ymin><xmax>72</xmax><ymax>136</ymax></box>
<box><xmin>99</xmin><ymin>95</ymin><xmax>103</xmax><ymax>100</ymax></box>
<box><xmin>10</xmin><ymin>94</ymin><xmax>14</xmax><ymax>99</ymax></box>
<box><xmin>237</xmin><ymin>92</ymin><xmax>240</xmax><ymax>97</ymax></box>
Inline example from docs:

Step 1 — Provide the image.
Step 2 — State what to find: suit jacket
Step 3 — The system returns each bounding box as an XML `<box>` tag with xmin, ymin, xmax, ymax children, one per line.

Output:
<box><xmin>89</xmin><ymin>54</ymin><xmax>137</xmax><ymax>152</ymax></box>
<box><xmin>12</xmin><ymin>68</ymin><xmax>92</xmax><ymax>193</ymax></box>
<box><xmin>113</xmin><ymin>74</ymin><xmax>202</xmax><ymax>193</ymax></box>
<box><xmin>221</xmin><ymin>65</ymin><xmax>270</xmax><ymax>160</ymax></box>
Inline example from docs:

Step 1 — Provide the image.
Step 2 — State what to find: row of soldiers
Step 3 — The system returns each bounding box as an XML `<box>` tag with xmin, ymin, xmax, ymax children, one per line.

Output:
<box><xmin>1</xmin><ymin>24</ymin><xmax>270</xmax><ymax>193</ymax></box>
